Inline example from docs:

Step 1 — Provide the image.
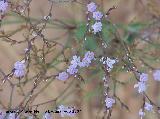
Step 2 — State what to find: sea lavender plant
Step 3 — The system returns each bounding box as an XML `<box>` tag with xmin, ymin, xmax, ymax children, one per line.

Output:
<box><xmin>0</xmin><ymin>0</ymin><xmax>160</xmax><ymax>119</ymax></box>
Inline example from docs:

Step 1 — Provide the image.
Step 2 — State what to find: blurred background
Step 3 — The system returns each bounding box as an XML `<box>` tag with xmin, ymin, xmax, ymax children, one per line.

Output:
<box><xmin>0</xmin><ymin>0</ymin><xmax>160</xmax><ymax>119</ymax></box>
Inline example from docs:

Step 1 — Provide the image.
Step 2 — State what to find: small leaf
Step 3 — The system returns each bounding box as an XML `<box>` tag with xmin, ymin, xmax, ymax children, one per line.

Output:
<box><xmin>75</xmin><ymin>23</ymin><xmax>86</xmax><ymax>41</ymax></box>
<box><xmin>126</xmin><ymin>22</ymin><xmax>146</xmax><ymax>33</ymax></box>
<box><xmin>84</xmin><ymin>36</ymin><xmax>97</xmax><ymax>51</ymax></box>
<box><xmin>102</xmin><ymin>22</ymin><xmax>115</xmax><ymax>44</ymax></box>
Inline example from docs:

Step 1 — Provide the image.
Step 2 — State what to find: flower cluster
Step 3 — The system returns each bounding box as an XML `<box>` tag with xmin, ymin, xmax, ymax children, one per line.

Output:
<box><xmin>67</xmin><ymin>65</ymin><xmax>78</xmax><ymax>75</ymax></box>
<box><xmin>87</xmin><ymin>2</ymin><xmax>97</xmax><ymax>13</ymax></box>
<box><xmin>134</xmin><ymin>73</ymin><xmax>148</xmax><ymax>93</ymax></box>
<box><xmin>139</xmin><ymin>109</ymin><xmax>145</xmax><ymax>119</ymax></box>
<box><xmin>91</xmin><ymin>22</ymin><xmax>102</xmax><ymax>34</ymax></box>
<box><xmin>79</xmin><ymin>51</ymin><xmax>95</xmax><ymax>67</ymax></box>
<box><xmin>7</xmin><ymin>113</ymin><xmax>20</xmax><ymax>119</ymax></box>
<box><xmin>100</xmin><ymin>57</ymin><xmax>118</xmax><ymax>71</ymax></box>
<box><xmin>0</xmin><ymin>110</ymin><xmax>6</xmax><ymax>119</ymax></box>
<box><xmin>14</xmin><ymin>61</ymin><xmax>26</xmax><ymax>78</ymax></box>
<box><xmin>87</xmin><ymin>2</ymin><xmax>103</xmax><ymax>34</ymax></box>
<box><xmin>139</xmin><ymin>102</ymin><xmax>153</xmax><ymax>119</ymax></box>
<box><xmin>56</xmin><ymin>72</ymin><xmax>69</xmax><ymax>81</ymax></box>
<box><xmin>0</xmin><ymin>0</ymin><xmax>8</xmax><ymax>13</ymax></box>
<box><xmin>153</xmin><ymin>69</ymin><xmax>160</xmax><ymax>81</ymax></box>
<box><xmin>93</xmin><ymin>11</ymin><xmax>103</xmax><ymax>21</ymax></box>
<box><xmin>57</xmin><ymin>105</ymin><xmax>76</xmax><ymax>117</ymax></box>
<box><xmin>144</xmin><ymin>102</ymin><xmax>153</xmax><ymax>111</ymax></box>
<box><xmin>105</xmin><ymin>97</ymin><xmax>115</xmax><ymax>108</ymax></box>
<box><xmin>56</xmin><ymin>51</ymin><xmax>94</xmax><ymax>81</ymax></box>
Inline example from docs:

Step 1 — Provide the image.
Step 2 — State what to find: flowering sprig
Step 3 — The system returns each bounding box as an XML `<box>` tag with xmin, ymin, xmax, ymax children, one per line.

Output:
<box><xmin>13</xmin><ymin>60</ymin><xmax>26</xmax><ymax>78</ymax></box>
<box><xmin>134</xmin><ymin>73</ymin><xmax>148</xmax><ymax>93</ymax></box>
<box><xmin>56</xmin><ymin>51</ymin><xmax>95</xmax><ymax>81</ymax></box>
<box><xmin>100</xmin><ymin>57</ymin><xmax>118</xmax><ymax>72</ymax></box>
<box><xmin>0</xmin><ymin>0</ymin><xmax>8</xmax><ymax>13</ymax></box>
<box><xmin>87</xmin><ymin>2</ymin><xmax>103</xmax><ymax>34</ymax></box>
<box><xmin>0</xmin><ymin>0</ymin><xmax>160</xmax><ymax>119</ymax></box>
<box><xmin>105</xmin><ymin>97</ymin><xmax>115</xmax><ymax>109</ymax></box>
<box><xmin>87</xmin><ymin>2</ymin><xmax>97</xmax><ymax>13</ymax></box>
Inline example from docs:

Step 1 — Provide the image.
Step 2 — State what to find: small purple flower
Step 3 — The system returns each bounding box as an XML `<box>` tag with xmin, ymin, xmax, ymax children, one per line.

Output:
<box><xmin>14</xmin><ymin>61</ymin><xmax>26</xmax><ymax>78</ymax></box>
<box><xmin>139</xmin><ymin>109</ymin><xmax>145</xmax><ymax>119</ymax></box>
<box><xmin>7</xmin><ymin>113</ymin><xmax>19</xmax><ymax>119</ymax></box>
<box><xmin>144</xmin><ymin>102</ymin><xmax>153</xmax><ymax>111</ymax></box>
<box><xmin>67</xmin><ymin>65</ymin><xmax>78</xmax><ymax>75</ymax></box>
<box><xmin>92</xmin><ymin>11</ymin><xmax>103</xmax><ymax>20</ymax></box>
<box><xmin>0</xmin><ymin>0</ymin><xmax>8</xmax><ymax>12</ymax></box>
<box><xmin>56</xmin><ymin>72</ymin><xmax>69</xmax><ymax>81</ymax></box>
<box><xmin>84</xmin><ymin>51</ymin><xmax>95</xmax><ymax>61</ymax></box>
<box><xmin>70</xmin><ymin>55</ymin><xmax>81</xmax><ymax>68</ymax></box>
<box><xmin>153</xmin><ymin>69</ymin><xmax>160</xmax><ymax>81</ymax></box>
<box><xmin>134</xmin><ymin>81</ymin><xmax>147</xmax><ymax>93</ymax></box>
<box><xmin>87</xmin><ymin>2</ymin><xmax>97</xmax><ymax>13</ymax></box>
<box><xmin>78</xmin><ymin>51</ymin><xmax>94</xmax><ymax>68</ymax></box>
<box><xmin>0</xmin><ymin>110</ymin><xmax>6</xmax><ymax>119</ymax></box>
<box><xmin>14</xmin><ymin>61</ymin><xmax>25</xmax><ymax>70</ymax></box>
<box><xmin>79</xmin><ymin>58</ymin><xmax>91</xmax><ymax>68</ymax></box>
<box><xmin>105</xmin><ymin>57</ymin><xmax>116</xmax><ymax>71</ymax></box>
<box><xmin>139</xmin><ymin>73</ymin><xmax>148</xmax><ymax>82</ymax></box>
<box><xmin>105</xmin><ymin>97</ymin><xmax>115</xmax><ymax>108</ymax></box>
<box><xmin>91</xmin><ymin>22</ymin><xmax>102</xmax><ymax>34</ymax></box>
<box><xmin>14</xmin><ymin>69</ymin><xmax>25</xmax><ymax>78</ymax></box>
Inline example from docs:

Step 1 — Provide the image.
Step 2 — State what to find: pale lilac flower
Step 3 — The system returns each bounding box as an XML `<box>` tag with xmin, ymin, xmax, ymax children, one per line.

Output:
<box><xmin>140</xmin><ymin>73</ymin><xmax>148</xmax><ymax>82</ymax></box>
<box><xmin>14</xmin><ymin>61</ymin><xmax>26</xmax><ymax>77</ymax></box>
<box><xmin>67</xmin><ymin>65</ymin><xmax>78</xmax><ymax>75</ymax></box>
<box><xmin>144</xmin><ymin>102</ymin><xmax>153</xmax><ymax>111</ymax></box>
<box><xmin>7</xmin><ymin>113</ymin><xmax>19</xmax><ymax>119</ymax></box>
<box><xmin>56</xmin><ymin>72</ymin><xmax>69</xmax><ymax>81</ymax></box>
<box><xmin>70</xmin><ymin>55</ymin><xmax>81</xmax><ymax>68</ymax></box>
<box><xmin>79</xmin><ymin>51</ymin><xmax>94</xmax><ymax>68</ymax></box>
<box><xmin>57</xmin><ymin>105</ymin><xmax>76</xmax><ymax>117</ymax></box>
<box><xmin>93</xmin><ymin>11</ymin><xmax>103</xmax><ymax>20</ymax></box>
<box><xmin>139</xmin><ymin>109</ymin><xmax>145</xmax><ymax>119</ymax></box>
<box><xmin>92</xmin><ymin>22</ymin><xmax>102</xmax><ymax>34</ymax></box>
<box><xmin>134</xmin><ymin>81</ymin><xmax>147</xmax><ymax>93</ymax></box>
<box><xmin>43</xmin><ymin>113</ymin><xmax>53</xmax><ymax>119</ymax></box>
<box><xmin>79</xmin><ymin>58</ymin><xmax>91</xmax><ymax>68</ymax></box>
<box><xmin>84</xmin><ymin>51</ymin><xmax>95</xmax><ymax>61</ymax></box>
<box><xmin>0</xmin><ymin>110</ymin><xmax>6</xmax><ymax>119</ymax></box>
<box><xmin>14</xmin><ymin>69</ymin><xmax>25</xmax><ymax>78</ymax></box>
<box><xmin>105</xmin><ymin>97</ymin><xmax>115</xmax><ymax>108</ymax></box>
<box><xmin>0</xmin><ymin>0</ymin><xmax>8</xmax><ymax>12</ymax></box>
<box><xmin>134</xmin><ymin>73</ymin><xmax>149</xmax><ymax>93</ymax></box>
<box><xmin>153</xmin><ymin>69</ymin><xmax>160</xmax><ymax>81</ymax></box>
<box><xmin>14</xmin><ymin>61</ymin><xmax>25</xmax><ymax>70</ymax></box>
<box><xmin>105</xmin><ymin>57</ymin><xmax>116</xmax><ymax>71</ymax></box>
<box><xmin>87</xmin><ymin>2</ymin><xmax>97</xmax><ymax>13</ymax></box>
